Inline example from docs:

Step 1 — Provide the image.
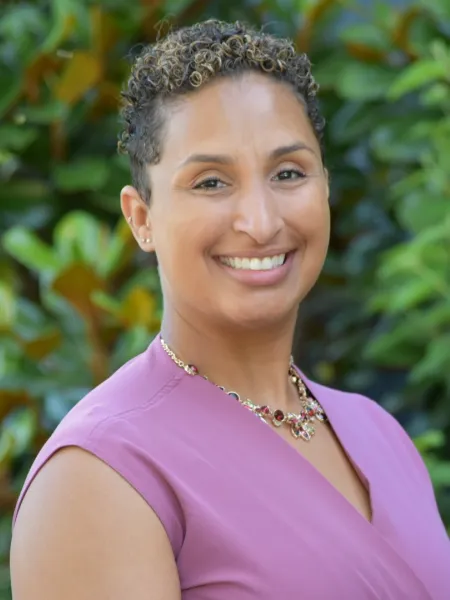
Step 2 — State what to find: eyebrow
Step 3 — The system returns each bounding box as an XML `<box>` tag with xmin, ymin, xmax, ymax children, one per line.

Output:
<box><xmin>177</xmin><ymin>141</ymin><xmax>317</xmax><ymax>169</ymax></box>
<box><xmin>270</xmin><ymin>142</ymin><xmax>317</xmax><ymax>160</ymax></box>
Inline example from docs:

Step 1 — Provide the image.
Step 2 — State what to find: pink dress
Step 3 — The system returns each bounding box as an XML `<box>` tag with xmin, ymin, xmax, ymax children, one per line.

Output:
<box><xmin>14</xmin><ymin>335</ymin><xmax>450</xmax><ymax>598</ymax></box>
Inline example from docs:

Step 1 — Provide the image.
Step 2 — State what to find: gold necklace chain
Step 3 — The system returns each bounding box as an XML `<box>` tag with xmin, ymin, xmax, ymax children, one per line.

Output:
<box><xmin>160</xmin><ymin>337</ymin><xmax>327</xmax><ymax>442</ymax></box>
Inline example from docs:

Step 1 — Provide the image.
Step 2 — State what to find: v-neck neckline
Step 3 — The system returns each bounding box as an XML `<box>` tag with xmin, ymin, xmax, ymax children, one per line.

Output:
<box><xmin>254</xmin><ymin>367</ymin><xmax>376</xmax><ymax>528</ymax></box>
<box><xmin>155</xmin><ymin>336</ymin><xmax>375</xmax><ymax>527</ymax></box>
<box><xmin>154</xmin><ymin>339</ymin><xmax>440</xmax><ymax>599</ymax></box>
<box><xmin>234</xmin><ymin>369</ymin><xmax>439</xmax><ymax>598</ymax></box>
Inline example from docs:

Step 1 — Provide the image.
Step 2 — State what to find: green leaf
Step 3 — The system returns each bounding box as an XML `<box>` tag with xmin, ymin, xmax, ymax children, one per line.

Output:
<box><xmin>396</xmin><ymin>195</ymin><xmax>450</xmax><ymax>233</ymax></box>
<box><xmin>0</xmin><ymin>409</ymin><xmax>37</xmax><ymax>462</ymax></box>
<box><xmin>15</xmin><ymin>101</ymin><xmax>68</xmax><ymax>125</ymax></box>
<box><xmin>382</xmin><ymin>279</ymin><xmax>435</xmax><ymax>314</ymax></box>
<box><xmin>163</xmin><ymin>0</ymin><xmax>196</xmax><ymax>13</ymax></box>
<box><xmin>0</xmin><ymin>71</ymin><xmax>22</xmax><ymax>119</ymax></box>
<box><xmin>373</xmin><ymin>1</ymin><xmax>397</xmax><ymax>27</ymax></box>
<box><xmin>2</xmin><ymin>227</ymin><xmax>61</xmax><ymax>274</ymax></box>
<box><xmin>0</xmin><ymin>181</ymin><xmax>55</xmax><ymax>215</ymax></box>
<box><xmin>0</xmin><ymin>125</ymin><xmax>38</xmax><ymax>151</ymax></box>
<box><xmin>388</xmin><ymin>60</ymin><xmax>448</xmax><ymax>99</ymax></box>
<box><xmin>418</xmin><ymin>0</ymin><xmax>450</xmax><ymax>21</ymax></box>
<box><xmin>421</xmin><ymin>303</ymin><xmax>450</xmax><ymax>330</ymax></box>
<box><xmin>121</xmin><ymin>266</ymin><xmax>162</xmax><ymax>296</ymax></box>
<box><xmin>44</xmin><ymin>387</ymin><xmax>88</xmax><ymax>427</ymax></box>
<box><xmin>90</xmin><ymin>290</ymin><xmax>122</xmax><ymax>318</ymax></box>
<box><xmin>430</xmin><ymin>39</ymin><xmax>450</xmax><ymax>65</ymax></box>
<box><xmin>426</xmin><ymin>460</ymin><xmax>450</xmax><ymax>489</ymax></box>
<box><xmin>370</xmin><ymin>123</ymin><xmax>425</xmax><ymax>163</ymax></box>
<box><xmin>330</xmin><ymin>102</ymin><xmax>382</xmax><ymax>143</ymax></box>
<box><xmin>0</xmin><ymin>5</ymin><xmax>46</xmax><ymax>47</ymax></box>
<box><xmin>339</xmin><ymin>23</ymin><xmax>390</xmax><ymax>51</ymax></box>
<box><xmin>414</xmin><ymin>430</ymin><xmax>445</xmax><ymax>453</ymax></box>
<box><xmin>411</xmin><ymin>335</ymin><xmax>450</xmax><ymax>384</ymax></box>
<box><xmin>12</xmin><ymin>297</ymin><xmax>50</xmax><ymax>339</ymax></box>
<box><xmin>310</xmin><ymin>55</ymin><xmax>350</xmax><ymax>89</ymax></box>
<box><xmin>53</xmin><ymin>211</ymin><xmax>109</xmax><ymax>270</ymax></box>
<box><xmin>111</xmin><ymin>326</ymin><xmax>155</xmax><ymax>371</ymax></box>
<box><xmin>0</xmin><ymin>429</ymin><xmax>15</xmax><ymax>468</ymax></box>
<box><xmin>336</xmin><ymin>63</ymin><xmax>397</xmax><ymax>101</ymax></box>
<box><xmin>377</xmin><ymin>244</ymin><xmax>419</xmax><ymax>279</ymax></box>
<box><xmin>41</xmin><ymin>0</ymin><xmax>80</xmax><ymax>53</ymax></box>
<box><xmin>0</xmin><ymin>282</ymin><xmax>16</xmax><ymax>329</ymax></box>
<box><xmin>420</xmin><ymin>82</ymin><xmax>450</xmax><ymax>107</ymax></box>
<box><xmin>364</xmin><ymin>321</ymin><xmax>424</xmax><ymax>367</ymax></box>
<box><xmin>100</xmin><ymin>232</ymin><xmax>128</xmax><ymax>278</ymax></box>
<box><xmin>53</xmin><ymin>157</ymin><xmax>109</xmax><ymax>192</ymax></box>
<box><xmin>390</xmin><ymin>171</ymin><xmax>427</xmax><ymax>199</ymax></box>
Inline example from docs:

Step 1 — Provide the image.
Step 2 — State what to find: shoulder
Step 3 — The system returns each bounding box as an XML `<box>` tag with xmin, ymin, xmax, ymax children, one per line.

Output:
<box><xmin>69</xmin><ymin>334</ymin><xmax>184</xmax><ymax>430</ymax></box>
<box><xmin>11</xmin><ymin>445</ymin><xmax>181</xmax><ymax>600</ymax></box>
<box><xmin>303</xmin><ymin>372</ymin><xmax>407</xmax><ymax>435</ymax></box>
<box><xmin>13</xmin><ymin>336</ymin><xmax>186</xmax><ymax>554</ymax></box>
<box><xmin>308</xmin><ymin>374</ymin><xmax>414</xmax><ymax>450</ymax></box>
<box><xmin>22</xmin><ymin>335</ymin><xmax>184</xmax><ymax>464</ymax></box>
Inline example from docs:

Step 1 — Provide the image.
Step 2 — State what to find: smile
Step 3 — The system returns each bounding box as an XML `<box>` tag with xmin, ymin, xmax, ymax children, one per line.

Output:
<box><xmin>219</xmin><ymin>254</ymin><xmax>286</xmax><ymax>271</ymax></box>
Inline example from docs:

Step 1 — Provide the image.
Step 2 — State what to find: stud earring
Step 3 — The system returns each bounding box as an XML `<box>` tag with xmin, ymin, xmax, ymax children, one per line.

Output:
<box><xmin>140</xmin><ymin>237</ymin><xmax>152</xmax><ymax>244</ymax></box>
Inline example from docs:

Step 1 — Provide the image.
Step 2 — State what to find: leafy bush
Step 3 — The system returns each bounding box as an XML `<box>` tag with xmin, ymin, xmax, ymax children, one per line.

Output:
<box><xmin>1</xmin><ymin>0</ymin><xmax>449</xmax><ymax>597</ymax></box>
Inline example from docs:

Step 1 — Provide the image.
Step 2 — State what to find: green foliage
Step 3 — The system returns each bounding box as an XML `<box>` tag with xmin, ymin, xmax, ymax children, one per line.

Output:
<box><xmin>1</xmin><ymin>0</ymin><xmax>450</xmax><ymax>596</ymax></box>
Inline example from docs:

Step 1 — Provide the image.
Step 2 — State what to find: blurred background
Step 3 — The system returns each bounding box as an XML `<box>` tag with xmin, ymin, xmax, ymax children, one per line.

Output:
<box><xmin>1</xmin><ymin>0</ymin><xmax>449</xmax><ymax>596</ymax></box>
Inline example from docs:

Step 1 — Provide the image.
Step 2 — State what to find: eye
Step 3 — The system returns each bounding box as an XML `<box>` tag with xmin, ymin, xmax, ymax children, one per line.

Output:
<box><xmin>193</xmin><ymin>177</ymin><xmax>227</xmax><ymax>191</ymax></box>
<box><xmin>272</xmin><ymin>169</ymin><xmax>306</xmax><ymax>182</ymax></box>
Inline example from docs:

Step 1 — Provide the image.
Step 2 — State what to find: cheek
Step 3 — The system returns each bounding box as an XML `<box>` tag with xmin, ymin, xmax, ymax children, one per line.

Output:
<box><xmin>290</xmin><ymin>185</ymin><xmax>330</xmax><ymax>244</ymax></box>
<box><xmin>154</xmin><ymin>206</ymin><xmax>221</xmax><ymax>275</ymax></box>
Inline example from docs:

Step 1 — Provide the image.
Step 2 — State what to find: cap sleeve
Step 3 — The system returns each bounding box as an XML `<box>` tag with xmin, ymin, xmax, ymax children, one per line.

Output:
<box><xmin>13</xmin><ymin>415</ymin><xmax>185</xmax><ymax>558</ymax></box>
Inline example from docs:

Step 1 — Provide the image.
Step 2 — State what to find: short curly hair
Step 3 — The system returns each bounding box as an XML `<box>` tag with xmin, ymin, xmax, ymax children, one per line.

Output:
<box><xmin>118</xmin><ymin>19</ymin><xmax>326</xmax><ymax>204</ymax></box>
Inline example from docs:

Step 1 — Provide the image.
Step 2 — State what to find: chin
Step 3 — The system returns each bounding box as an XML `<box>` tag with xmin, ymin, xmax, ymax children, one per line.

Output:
<box><xmin>222</xmin><ymin>297</ymin><xmax>299</xmax><ymax>331</ymax></box>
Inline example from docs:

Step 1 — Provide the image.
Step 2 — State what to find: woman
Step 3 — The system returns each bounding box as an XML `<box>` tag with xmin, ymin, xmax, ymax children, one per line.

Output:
<box><xmin>10</xmin><ymin>19</ymin><xmax>450</xmax><ymax>600</ymax></box>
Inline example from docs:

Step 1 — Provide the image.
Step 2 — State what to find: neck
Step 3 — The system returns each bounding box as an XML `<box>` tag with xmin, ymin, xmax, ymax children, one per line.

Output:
<box><xmin>161</xmin><ymin>308</ymin><xmax>300</xmax><ymax>413</ymax></box>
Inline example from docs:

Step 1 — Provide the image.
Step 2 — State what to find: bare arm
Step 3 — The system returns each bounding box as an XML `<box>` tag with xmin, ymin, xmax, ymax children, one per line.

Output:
<box><xmin>10</xmin><ymin>447</ymin><xmax>181</xmax><ymax>600</ymax></box>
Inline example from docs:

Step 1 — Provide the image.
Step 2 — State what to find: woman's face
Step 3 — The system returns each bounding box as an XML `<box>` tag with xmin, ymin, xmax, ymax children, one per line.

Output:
<box><xmin>132</xmin><ymin>72</ymin><xmax>330</xmax><ymax>330</ymax></box>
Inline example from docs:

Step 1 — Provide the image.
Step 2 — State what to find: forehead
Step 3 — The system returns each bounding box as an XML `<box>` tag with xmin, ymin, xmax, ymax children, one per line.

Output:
<box><xmin>160</xmin><ymin>72</ymin><xmax>318</xmax><ymax>162</ymax></box>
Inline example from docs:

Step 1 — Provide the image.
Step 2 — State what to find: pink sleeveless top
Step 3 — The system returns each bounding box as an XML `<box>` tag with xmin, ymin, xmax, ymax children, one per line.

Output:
<box><xmin>13</xmin><ymin>334</ymin><xmax>450</xmax><ymax>599</ymax></box>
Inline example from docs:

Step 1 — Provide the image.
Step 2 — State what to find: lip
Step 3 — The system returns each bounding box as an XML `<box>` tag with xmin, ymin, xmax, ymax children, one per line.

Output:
<box><xmin>215</xmin><ymin>251</ymin><xmax>295</xmax><ymax>287</ymax></box>
<box><xmin>216</xmin><ymin>248</ymin><xmax>292</xmax><ymax>259</ymax></box>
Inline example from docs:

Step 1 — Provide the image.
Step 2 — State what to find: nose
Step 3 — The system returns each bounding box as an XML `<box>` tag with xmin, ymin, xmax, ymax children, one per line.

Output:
<box><xmin>232</xmin><ymin>182</ymin><xmax>283</xmax><ymax>245</ymax></box>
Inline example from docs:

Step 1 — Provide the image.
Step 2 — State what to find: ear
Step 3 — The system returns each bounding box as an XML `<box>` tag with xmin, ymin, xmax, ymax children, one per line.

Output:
<box><xmin>120</xmin><ymin>185</ymin><xmax>154</xmax><ymax>252</ymax></box>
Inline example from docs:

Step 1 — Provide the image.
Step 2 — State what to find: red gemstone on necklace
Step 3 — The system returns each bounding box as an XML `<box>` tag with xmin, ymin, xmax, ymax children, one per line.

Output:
<box><xmin>260</xmin><ymin>405</ymin><xmax>271</xmax><ymax>415</ymax></box>
<box><xmin>274</xmin><ymin>409</ymin><xmax>285</xmax><ymax>422</ymax></box>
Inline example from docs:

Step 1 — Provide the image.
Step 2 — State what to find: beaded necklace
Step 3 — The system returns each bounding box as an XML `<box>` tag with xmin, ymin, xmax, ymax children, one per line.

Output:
<box><xmin>161</xmin><ymin>338</ymin><xmax>327</xmax><ymax>441</ymax></box>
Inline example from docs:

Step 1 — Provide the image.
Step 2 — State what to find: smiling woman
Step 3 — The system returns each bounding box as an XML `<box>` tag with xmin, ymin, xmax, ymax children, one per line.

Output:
<box><xmin>10</xmin><ymin>19</ymin><xmax>450</xmax><ymax>600</ymax></box>
<box><xmin>121</xmin><ymin>62</ymin><xmax>330</xmax><ymax>329</ymax></box>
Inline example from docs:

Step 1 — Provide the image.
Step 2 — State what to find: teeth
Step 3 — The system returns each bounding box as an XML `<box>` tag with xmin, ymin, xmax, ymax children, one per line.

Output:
<box><xmin>220</xmin><ymin>254</ymin><xmax>286</xmax><ymax>270</ymax></box>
